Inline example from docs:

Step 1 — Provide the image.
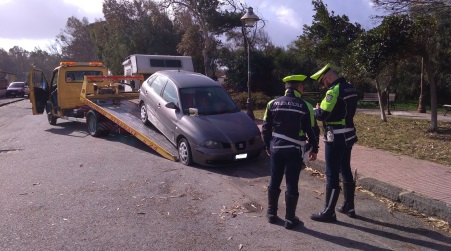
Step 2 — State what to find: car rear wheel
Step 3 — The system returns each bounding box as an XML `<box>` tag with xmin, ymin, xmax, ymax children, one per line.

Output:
<box><xmin>178</xmin><ymin>138</ymin><xmax>193</xmax><ymax>166</ymax></box>
<box><xmin>45</xmin><ymin>102</ymin><xmax>57</xmax><ymax>125</ymax></box>
<box><xmin>140</xmin><ymin>103</ymin><xmax>150</xmax><ymax>125</ymax></box>
<box><xmin>87</xmin><ymin>110</ymin><xmax>109</xmax><ymax>137</ymax></box>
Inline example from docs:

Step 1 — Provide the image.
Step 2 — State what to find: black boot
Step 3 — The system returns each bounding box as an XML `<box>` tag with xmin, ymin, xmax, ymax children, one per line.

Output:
<box><xmin>284</xmin><ymin>193</ymin><xmax>303</xmax><ymax>229</ymax></box>
<box><xmin>337</xmin><ymin>182</ymin><xmax>356</xmax><ymax>218</ymax></box>
<box><xmin>310</xmin><ymin>188</ymin><xmax>340</xmax><ymax>222</ymax></box>
<box><xmin>267</xmin><ymin>188</ymin><xmax>281</xmax><ymax>224</ymax></box>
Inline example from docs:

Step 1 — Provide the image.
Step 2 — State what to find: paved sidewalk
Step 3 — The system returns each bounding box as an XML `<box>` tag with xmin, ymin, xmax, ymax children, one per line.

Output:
<box><xmin>256</xmin><ymin>111</ymin><xmax>451</xmax><ymax>223</ymax></box>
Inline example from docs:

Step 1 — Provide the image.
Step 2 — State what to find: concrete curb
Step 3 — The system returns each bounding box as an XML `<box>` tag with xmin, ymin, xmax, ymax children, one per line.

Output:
<box><xmin>0</xmin><ymin>98</ymin><xmax>25</xmax><ymax>107</ymax></box>
<box><xmin>307</xmin><ymin>159</ymin><xmax>451</xmax><ymax>223</ymax></box>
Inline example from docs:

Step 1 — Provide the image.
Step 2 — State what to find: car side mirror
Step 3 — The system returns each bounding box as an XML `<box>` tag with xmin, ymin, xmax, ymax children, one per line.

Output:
<box><xmin>188</xmin><ymin>108</ymin><xmax>198</xmax><ymax>116</ymax></box>
<box><xmin>165</xmin><ymin>102</ymin><xmax>179</xmax><ymax>110</ymax></box>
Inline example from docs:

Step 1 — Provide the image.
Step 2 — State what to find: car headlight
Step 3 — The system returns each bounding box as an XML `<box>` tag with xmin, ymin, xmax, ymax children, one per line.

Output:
<box><xmin>250</xmin><ymin>134</ymin><xmax>262</xmax><ymax>145</ymax></box>
<box><xmin>200</xmin><ymin>140</ymin><xmax>223</xmax><ymax>149</ymax></box>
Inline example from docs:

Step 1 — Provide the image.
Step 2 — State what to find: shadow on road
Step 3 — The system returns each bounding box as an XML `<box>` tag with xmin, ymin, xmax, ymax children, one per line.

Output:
<box><xmin>337</xmin><ymin>218</ymin><xmax>451</xmax><ymax>250</ymax></box>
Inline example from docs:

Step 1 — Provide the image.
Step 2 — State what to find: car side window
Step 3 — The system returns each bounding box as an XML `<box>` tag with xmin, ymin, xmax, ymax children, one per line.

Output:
<box><xmin>162</xmin><ymin>81</ymin><xmax>178</xmax><ymax>106</ymax></box>
<box><xmin>144</xmin><ymin>75</ymin><xmax>157</xmax><ymax>88</ymax></box>
<box><xmin>150</xmin><ymin>75</ymin><xmax>167</xmax><ymax>96</ymax></box>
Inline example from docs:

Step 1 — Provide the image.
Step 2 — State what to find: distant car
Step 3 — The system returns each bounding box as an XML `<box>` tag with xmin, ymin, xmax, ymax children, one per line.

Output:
<box><xmin>5</xmin><ymin>82</ymin><xmax>26</xmax><ymax>98</ymax></box>
<box><xmin>139</xmin><ymin>70</ymin><xmax>264</xmax><ymax>166</ymax></box>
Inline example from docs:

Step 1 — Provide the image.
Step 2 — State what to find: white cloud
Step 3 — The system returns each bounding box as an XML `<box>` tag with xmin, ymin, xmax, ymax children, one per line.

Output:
<box><xmin>63</xmin><ymin>0</ymin><xmax>103</xmax><ymax>16</ymax></box>
<box><xmin>0</xmin><ymin>0</ymin><xmax>103</xmax><ymax>42</ymax></box>
<box><xmin>0</xmin><ymin>38</ymin><xmax>54</xmax><ymax>51</ymax></box>
<box><xmin>273</xmin><ymin>5</ymin><xmax>301</xmax><ymax>30</ymax></box>
<box><xmin>0</xmin><ymin>0</ymin><xmax>384</xmax><ymax>51</ymax></box>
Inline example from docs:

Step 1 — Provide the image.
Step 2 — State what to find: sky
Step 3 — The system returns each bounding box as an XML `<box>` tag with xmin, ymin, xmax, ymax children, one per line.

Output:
<box><xmin>0</xmin><ymin>0</ymin><xmax>385</xmax><ymax>52</ymax></box>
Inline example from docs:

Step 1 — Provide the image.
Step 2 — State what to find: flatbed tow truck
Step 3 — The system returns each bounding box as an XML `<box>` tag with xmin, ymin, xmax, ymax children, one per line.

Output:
<box><xmin>29</xmin><ymin>62</ymin><xmax>178</xmax><ymax>162</ymax></box>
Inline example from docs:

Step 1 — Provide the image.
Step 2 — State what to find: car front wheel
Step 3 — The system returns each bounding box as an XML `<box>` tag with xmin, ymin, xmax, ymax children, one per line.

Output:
<box><xmin>178</xmin><ymin>138</ymin><xmax>193</xmax><ymax>166</ymax></box>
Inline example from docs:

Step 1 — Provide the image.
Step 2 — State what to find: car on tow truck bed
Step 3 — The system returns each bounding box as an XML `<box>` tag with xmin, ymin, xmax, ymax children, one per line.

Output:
<box><xmin>139</xmin><ymin>70</ymin><xmax>264</xmax><ymax>166</ymax></box>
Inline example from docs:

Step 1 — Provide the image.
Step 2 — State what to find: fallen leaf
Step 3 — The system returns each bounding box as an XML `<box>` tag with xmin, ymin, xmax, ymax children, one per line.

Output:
<box><xmin>170</xmin><ymin>194</ymin><xmax>185</xmax><ymax>198</ymax></box>
<box><xmin>313</xmin><ymin>190</ymin><xmax>324</xmax><ymax>196</ymax></box>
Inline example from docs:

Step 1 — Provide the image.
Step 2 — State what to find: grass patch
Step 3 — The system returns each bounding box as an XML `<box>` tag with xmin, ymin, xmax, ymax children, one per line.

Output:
<box><xmin>253</xmin><ymin>110</ymin><xmax>451</xmax><ymax>166</ymax></box>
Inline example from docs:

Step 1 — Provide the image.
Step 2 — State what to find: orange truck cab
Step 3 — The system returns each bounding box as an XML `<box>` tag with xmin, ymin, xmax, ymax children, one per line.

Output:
<box><xmin>29</xmin><ymin>62</ymin><xmax>108</xmax><ymax>124</ymax></box>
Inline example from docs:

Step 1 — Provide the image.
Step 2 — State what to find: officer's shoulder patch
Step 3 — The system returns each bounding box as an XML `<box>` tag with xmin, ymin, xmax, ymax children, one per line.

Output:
<box><xmin>326</xmin><ymin>94</ymin><xmax>333</xmax><ymax>102</ymax></box>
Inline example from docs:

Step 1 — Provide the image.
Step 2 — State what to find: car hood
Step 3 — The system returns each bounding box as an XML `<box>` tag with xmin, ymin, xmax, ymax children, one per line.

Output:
<box><xmin>180</xmin><ymin>112</ymin><xmax>261</xmax><ymax>144</ymax></box>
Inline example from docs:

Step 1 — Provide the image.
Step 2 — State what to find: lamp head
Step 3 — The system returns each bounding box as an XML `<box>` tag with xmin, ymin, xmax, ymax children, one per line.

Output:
<box><xmin>241</xmin><ymin>7</ymin><xmax>260</xmax><ymax>27</ymax></box>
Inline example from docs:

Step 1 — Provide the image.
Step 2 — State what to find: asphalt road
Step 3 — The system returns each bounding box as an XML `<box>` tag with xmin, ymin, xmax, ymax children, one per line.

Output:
<box><xmin>1</xmin><ymin>99</ymin><xmax>450</xmax><ymax>251</ymax></box>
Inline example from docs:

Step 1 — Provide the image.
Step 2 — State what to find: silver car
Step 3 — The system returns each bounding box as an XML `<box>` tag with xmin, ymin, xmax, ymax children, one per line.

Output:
<box><xmin>138</xmin><ymin>70</ymin><xmax>264</xmax><ymax>166</ymax></box>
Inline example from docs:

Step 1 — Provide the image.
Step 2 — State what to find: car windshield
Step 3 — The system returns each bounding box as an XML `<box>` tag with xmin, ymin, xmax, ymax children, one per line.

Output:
<box><xmin>180</xmin><ymin>86</ymin><xmax>240</xmax><ymax>115</ymax></box>
<box><xmin>9</xmin><ymin>82</ymin><xmax>24</xmax><ymax>88</ymax></box>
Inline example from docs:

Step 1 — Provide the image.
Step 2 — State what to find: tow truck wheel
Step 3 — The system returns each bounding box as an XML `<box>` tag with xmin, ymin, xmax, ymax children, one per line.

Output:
<box><xmin>178</xmin><ymin>138</ymin><xmax>193</xmax><ymax>166</ymax></box>
<box><xmin>87</xmin><ymin>110</ymin><xmax>109</xmax><ymax>137</ymax></box>
<box><xmin>140</xmin><ymin>103</ymin><xmax>150</xmax><ymax>125</ymax></box>
<box><xmin>45</xmin><ymin>102</ymin><xmax>57</xmax><ymax>125</ymax></box>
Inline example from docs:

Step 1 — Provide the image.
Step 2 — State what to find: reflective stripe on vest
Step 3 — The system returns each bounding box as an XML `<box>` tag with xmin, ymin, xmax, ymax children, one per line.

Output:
<box><xmin>273</xmin><ymin>145</ymin><xmax>301</xmax><ymax>150</ymax></box>
<box><xmin>272</xmin><ymin>132</ymin><xmax>306</xmax><ymax>146</ymax></box>
<box><xmin>333</xmin><ymin>128</ymin><xmax>355</xmax><ymax>134</ymax></box>
<box><xmin>325</xmin><ymin>119</ymin><xmax>345</xmax><ymax>126</ymax></box>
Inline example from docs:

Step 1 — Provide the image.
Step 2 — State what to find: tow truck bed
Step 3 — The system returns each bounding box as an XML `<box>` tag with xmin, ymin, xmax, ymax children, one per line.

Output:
<box><xmin>97</xmin><ymin>99</ymin><xmax>178</xmax><ymax>159</ymax></box>
<box><xmin>80</xmin><ymin>75</ymin><xmax>179</xmax><ymax>162</ymax></box>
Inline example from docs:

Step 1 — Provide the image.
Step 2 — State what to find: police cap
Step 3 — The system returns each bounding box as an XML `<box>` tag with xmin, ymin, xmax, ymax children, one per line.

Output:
<box><xmin>282</xmin><ymin>75</ymin><xmax>307</xmax><ymax>83</ymax></box>
<box><xmin>310</xmin><ymin>63</ymin><xmax>331</xmax><ymax>81</ymax></box>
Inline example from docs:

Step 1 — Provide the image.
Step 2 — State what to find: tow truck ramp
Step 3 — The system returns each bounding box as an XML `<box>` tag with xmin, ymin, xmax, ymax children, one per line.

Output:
<box><xmin>80</xmin><ymin>75</ymin><xmax>179</xmax><ymax>162</ymax></box>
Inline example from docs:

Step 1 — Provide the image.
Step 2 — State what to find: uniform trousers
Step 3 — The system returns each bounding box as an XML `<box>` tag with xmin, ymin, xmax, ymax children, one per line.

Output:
<box><xmin>325</xmin><ymin>142</ymin><xmax>354</xmax><ymax>189</ymax></box>
<box><xmin>269</xmin><ymin>148</ymin><xmax>302</xmax><ymax>196</ymax></box>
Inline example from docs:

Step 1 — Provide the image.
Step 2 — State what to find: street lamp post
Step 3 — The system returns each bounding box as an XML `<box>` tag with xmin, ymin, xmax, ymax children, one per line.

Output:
<box><xmin>241</xmin><ymin>7</ymin><xmax>259</xmax><ymax>121</ymax></box>
<box><xmin>417</xmin><ymin>57</ymin><xmax>426</xmax><ymax>113</ymax></box>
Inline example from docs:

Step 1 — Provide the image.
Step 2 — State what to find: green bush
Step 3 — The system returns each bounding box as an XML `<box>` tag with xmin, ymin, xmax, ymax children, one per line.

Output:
<box><xmin>230</xmin><ymin>91</ymin><xmax>272</xmax><ymax>110</ymax></box>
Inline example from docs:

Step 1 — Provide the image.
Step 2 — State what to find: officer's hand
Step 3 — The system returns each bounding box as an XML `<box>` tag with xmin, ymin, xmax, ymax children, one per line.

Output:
<box><xmin>309</xmin><ymin>152</ymin><xmax>317</xmax><ymax>161</ymax></box>
<box><xmin>316</xmin><ymin>103</ymin><xmax>320</xmax><ymax>109</ymax></box>
<box><xmin>266</xmin><ymin>149</ymin><xmax>270</xmax><ymax>157</ymax></box>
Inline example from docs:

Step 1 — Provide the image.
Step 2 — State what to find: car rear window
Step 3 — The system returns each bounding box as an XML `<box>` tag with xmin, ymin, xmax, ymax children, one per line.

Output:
<box><xmin>65</xmin><ymin>71</ymin><xmax>103</xmax><ymax>83</ymax></box>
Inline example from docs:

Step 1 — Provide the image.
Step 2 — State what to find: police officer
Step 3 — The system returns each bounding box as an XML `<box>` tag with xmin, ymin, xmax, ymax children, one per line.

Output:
<box><xmin>309</xmin><ymin>64</ymin><xmax>358</xmax><ymax>222</ymax></box>
<box><xmin>262</xmin><ymin>75</ymin><xmax>319</xmax><ymax>229</ymax></box>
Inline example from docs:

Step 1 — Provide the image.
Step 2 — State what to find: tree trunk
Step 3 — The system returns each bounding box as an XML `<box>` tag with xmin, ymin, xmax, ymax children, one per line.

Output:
<box><xmin>201</xmin><ymin>27</ymin><xmax>213</xmax><ymax>78</ymax></box>
<box><xmin>375</xmin><ymin>79</ymin><xmax>387</xmax><ymax>122</ymax></box>
<box><xmin>423</xmin><ymin>56</ymin><xmax>438</xmax><ymax>131</ymax></box>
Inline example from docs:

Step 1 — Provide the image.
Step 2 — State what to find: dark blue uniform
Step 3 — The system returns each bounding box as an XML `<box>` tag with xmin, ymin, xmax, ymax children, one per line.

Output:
<box><xmin>262</xmin><ymin>89</ymin><xmax>319</xmax><ymax>196</ymax></box>
<box><xmin>312</xmin><ymin>76</ymin><xmax>359</xmax><ymax>221</ymax></box>
<box><xmin>262</xmin><ymin>88</ymin><xmax>319</xmax><ymax>228</ymax></box>
<box><xmin>315</xmin><ymin>77</ymin><xmax>358</xmax><ymax>189</ymax></box>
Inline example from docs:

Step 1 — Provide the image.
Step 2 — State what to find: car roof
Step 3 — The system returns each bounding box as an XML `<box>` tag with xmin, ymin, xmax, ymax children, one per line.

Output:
<box><xmin>155</xmin><ymin>70</ymin><xmax>219</xmax><ymax>89</ymax></box>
